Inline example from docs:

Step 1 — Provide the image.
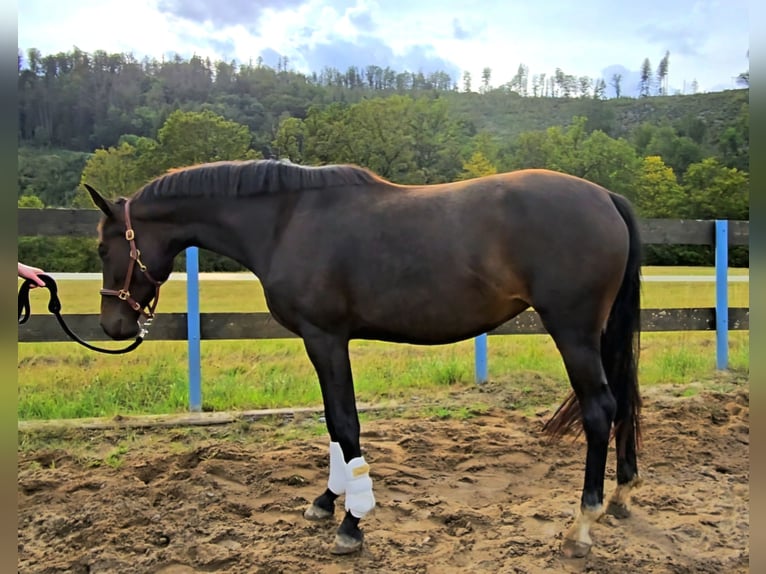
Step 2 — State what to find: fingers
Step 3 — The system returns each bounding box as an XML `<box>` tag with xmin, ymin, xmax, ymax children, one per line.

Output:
<box><xmin>18</xmin><ymin>263</ymin><xmax>46</xmax><ymax>287</ymax></box>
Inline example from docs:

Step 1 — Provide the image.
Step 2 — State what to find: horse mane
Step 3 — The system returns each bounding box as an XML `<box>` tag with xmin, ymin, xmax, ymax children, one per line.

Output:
<box><xmin>131</xmin><ymin>159</ymin><xmax>386</xmax><ymax>201</ymax></box>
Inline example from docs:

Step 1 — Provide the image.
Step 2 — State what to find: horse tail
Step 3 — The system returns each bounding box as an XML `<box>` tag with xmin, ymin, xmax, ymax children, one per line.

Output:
<box><xmin>543</xmin><ymin>191</ymin><xmax>643</xmax><ymax>454</ymax></box>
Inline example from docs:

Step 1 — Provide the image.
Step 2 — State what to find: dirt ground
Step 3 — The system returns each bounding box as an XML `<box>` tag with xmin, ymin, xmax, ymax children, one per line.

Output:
<box><xmin>18</xmin><ymin>381</ymin><xmax>749</xmax><ymax>574</ymax></box>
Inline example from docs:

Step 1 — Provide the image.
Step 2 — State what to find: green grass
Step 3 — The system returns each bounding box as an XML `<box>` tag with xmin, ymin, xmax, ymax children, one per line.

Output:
<box><xmin>17</xmin><ymin>266</ymin><xmax>749</xmax><ymax>421</ymax></box>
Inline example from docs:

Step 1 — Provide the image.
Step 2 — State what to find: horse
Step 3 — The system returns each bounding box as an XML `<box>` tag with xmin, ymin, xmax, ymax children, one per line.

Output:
<box><xmin>84</xmin><ymin>158</ymin><xmax>643</xmax><ymax>558</ymax></box>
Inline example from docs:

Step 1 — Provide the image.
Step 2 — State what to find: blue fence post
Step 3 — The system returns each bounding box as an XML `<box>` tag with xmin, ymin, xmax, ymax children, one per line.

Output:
<box><xmin>186</xmin><ymin>247</ymin><xmax>202</xmax><ymax>411</ymax></box>
<box><xmin>474</xmin><ymin>333</ymin><xmax>488</xmax><ymax>384</ymax></box>
<box><xmin>715</xmin><ymin>220</ymin><xmax>728</xmax><ymax>370</ymax></box>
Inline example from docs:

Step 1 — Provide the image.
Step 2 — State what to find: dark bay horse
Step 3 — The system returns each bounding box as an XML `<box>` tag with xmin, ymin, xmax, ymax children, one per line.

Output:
<box><xmin>85</xmin><ymin>159</ymin><xmax>643</xmax><ymax>558</ymax></box>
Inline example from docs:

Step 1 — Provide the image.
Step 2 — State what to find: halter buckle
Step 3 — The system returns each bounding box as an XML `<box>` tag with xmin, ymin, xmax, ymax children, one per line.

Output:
<box><xmin>125</xmin><ymin>229</ymin><xmax>135</xmax><ymax>241</ymax></box>
<box><xmin>118</xmin><ymin>289</ymin><xmax>130</xmax><ymax>300</ymax></box>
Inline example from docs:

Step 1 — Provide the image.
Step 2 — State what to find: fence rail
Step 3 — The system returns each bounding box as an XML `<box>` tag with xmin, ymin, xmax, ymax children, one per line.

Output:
<box><xmin>18</xmin><ymin>308</ymin><xmax>750</xmax><ymax>343</ymax></box>
<box><xmin>18</xmin><ymin>208</ymin><xmax>750</xmax><ymax>411</ymax></box>
<box><xmin>16</xmin><ymin>209</ymin><xmax>752</xmax><ymax>246</ymax></box>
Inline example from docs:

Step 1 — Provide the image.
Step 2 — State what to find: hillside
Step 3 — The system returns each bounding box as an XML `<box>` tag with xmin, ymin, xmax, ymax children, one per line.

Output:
<box><xmin>443</xmin><ymin>88</ymin><xmax>748</xmax><ymax>151</ymax></box>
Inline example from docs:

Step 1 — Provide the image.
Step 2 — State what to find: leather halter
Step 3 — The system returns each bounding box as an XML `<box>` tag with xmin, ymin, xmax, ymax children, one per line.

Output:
<box><xmin>99</xmin><ymin>199</ymin><xmax>162</xmax><ymax>320</ymax></box>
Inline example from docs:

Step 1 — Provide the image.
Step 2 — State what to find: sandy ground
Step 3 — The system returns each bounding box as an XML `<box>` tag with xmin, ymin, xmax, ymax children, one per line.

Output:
<box><xmin>18</xmin><ymin>381</ymin><xmax>749</xmax><ymax>574</ymax></box>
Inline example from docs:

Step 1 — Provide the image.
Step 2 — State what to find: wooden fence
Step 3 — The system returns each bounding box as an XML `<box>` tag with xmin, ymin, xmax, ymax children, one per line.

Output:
<box><xmin>18</xmin><ymin>208</ymin><xmax>749</xmax><ymax>410</ymax></box>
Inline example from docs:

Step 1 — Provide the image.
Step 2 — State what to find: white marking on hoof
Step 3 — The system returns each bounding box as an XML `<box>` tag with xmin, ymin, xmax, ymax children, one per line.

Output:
<box><xmin>304</xmin><ymin>504</ymin><xmax>333</xmax><ymax>521</ymax></box>
<box><xmin>607</xmin><ymin>474</ymin><xmax>642</xmax><ymax>518</ymax></box>
<box><xmin>331</xmin><ymin>532</ymin><xmax>363</xmax><ymax>555</ymax></box>
<box><xmin>563</xmin><ymin>503</ymin><xmax>602</xmax><ymax>557</ymax></box>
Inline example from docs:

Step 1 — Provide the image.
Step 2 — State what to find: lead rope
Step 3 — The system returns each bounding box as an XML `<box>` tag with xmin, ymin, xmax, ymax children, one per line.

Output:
<box><xmin>18</xmin><ymin>274</ymin><xmax>147</xmax><ymax>354</ymax></box>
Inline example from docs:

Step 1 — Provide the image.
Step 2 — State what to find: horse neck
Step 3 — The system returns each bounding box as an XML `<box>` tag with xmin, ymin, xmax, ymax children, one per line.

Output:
<box><xmin>132</xmin><ymin>197</ymin><xmax>279</xmax><ymax>278</ymax></box>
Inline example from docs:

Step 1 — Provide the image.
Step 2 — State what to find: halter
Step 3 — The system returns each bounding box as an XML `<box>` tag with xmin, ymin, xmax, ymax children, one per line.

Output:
<box><xmin>18</xmin><ymin>198</ymin><xmax>163</xmax><ymax>354</ymax></box>
<box><xmin>99</xmin><ymin>199</ymin><xmax>163</xmax><ymax>322</ymax></box>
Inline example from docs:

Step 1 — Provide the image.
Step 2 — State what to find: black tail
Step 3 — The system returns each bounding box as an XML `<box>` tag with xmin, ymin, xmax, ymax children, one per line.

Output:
<box><xmin>543</xmin><ymin>192</ymin><xmax>643</xmax><ymax>453</ymax></box>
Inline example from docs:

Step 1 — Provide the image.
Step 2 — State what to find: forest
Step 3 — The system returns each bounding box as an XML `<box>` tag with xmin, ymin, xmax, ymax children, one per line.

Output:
<box><xmin>17</xmin><ymin>48</ymin><xmax>750</xmax><ymax>270</ymax></box>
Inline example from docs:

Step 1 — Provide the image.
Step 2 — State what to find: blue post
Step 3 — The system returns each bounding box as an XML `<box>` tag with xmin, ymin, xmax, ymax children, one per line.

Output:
<box><xmin>715</xmin><ymin>220</ymin><xmax>728</xmax><ymax>370</ymax></box>
<box><xmin>186</xmin><ymin>247</ymin><xmax>202</xmax><ymax>411</ymax></box>
<box><xmin>474</xmin><ymin>333</ymin><xmax>488</xmax><ymax>384</ymax></box>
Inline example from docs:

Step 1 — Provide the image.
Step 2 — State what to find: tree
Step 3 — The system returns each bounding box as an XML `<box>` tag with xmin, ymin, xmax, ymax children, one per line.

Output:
<box><xmin>508</xmin><ymin>64</ymin><xmax>528</xmax><ymax>96</ymax></box>
<box><xmin>508</xmin><ymin>116</ymin><xmax>641</xmax><ymax>197</ymax></box>
<box><xmin>574</xmin><ymin>129</ymin><xmax>641</xmax><ymax>197</ymax></box>
<box><xmin>299</xmin><ymin>102</ymin><xmax>353</xmax><ymax>165</ymax></box>
<box><xmin>481</xmin><ymin>67</ymin><xmax>492</xmax><ymax>93</ymax></box>
<box><xmin>272</xmin><ymin>116</ymin><xmax>306</xmax><ymax>163</ymax></box>
<box><xmin>157</xmin><ymin>109</ymin><xmax>258</xmax><ymax>169</ymax></box>
<box><xmin>717</xmin><ymin>103</ymin><xmax>749</xmax><ymax>171</ymax></box>
<box><xmin>18</xmin><ymin>195</ymin><xmax>44</xmax><ymax>208</ymax></box>
<box><xmin>467</xmin><ymin>131</ymin><xmax>502</xmax><ymax>168</ymax></box>
<box><xmin>18</xmin><ymin>147</ymin><xmax>90</xmax><ymax>207</ymax></box>
<box><xmin>656</xmin><ymin>51</ymin><xmax>670</xmax><ymax>95</ymax></box>
<box><xmin>639</xmin><ymin>58</ymin><xmax>652</xmax><ymax>97</ymax></box>
<box><xmin>408</xmin><ymin>97</ymin><xmax>465</xmax><ymax>183</ymax></box>
<box><xmin>284</xmin><ymin>95</ymin><xmax>468</xmax><ymax>183</ymax></box>
<box><xmin>509</xmin><ymin>129</ymin><xmax>553</xmax><ymax>169</ymax></box>
<box><xmin>674</xmin><ymin>114</ymin><xmax>707</xmax><ymax>145</ymax></box>
<box><xmin>460</xmin><ymin>151</ymin><xmax>497</xmax><ymax>180</ymax></box>
<box><xmin>553</xmin><ymin>68</ymin><xmax>565</xmax><ymax>97</ymax></box>
<box><xmin>593</xmin><ymin>78</ymin><xmax>607</xmax><ymax>100</ymax></box>
<box><xmin>76</xmin><ymin>111</ymin><xmax>259</xmax><ymax>205</ymax></box>
<box><xmin>644</xmin><ymin>126</ymin><xmax>703</xmax><ymax>176</ymax></box>
<box><xmin>76</xmin><ymin>141</ymin><xmax>148</xmax><ymax>204</ymax></box>
<box><xmin>689</xmin><ymin>79</ymin><xmax>699</xmax><ymax>94</ymax></box>
<box><xmin>682</xmin><ymin>158</ymin><xmax>749</xmax><ymax>220</ymax></box>
<box><xmin>343</xmin><ymin>96</ymin><xmax>417</xmax><ymax>179</ymax></box>
<box><xmin>462</xmin><ymin>71</ymin><xmax>472</xmax><ymax>93</ymax></box>
<box><xmin>633</xmin><ymin>155</ymin><xmax>686</xmax><ymax>217</ymax></box>
<box><xmin>610</xmin><ymin>73</ymin><xmax>623</xmax><ymax>98</ymax></box>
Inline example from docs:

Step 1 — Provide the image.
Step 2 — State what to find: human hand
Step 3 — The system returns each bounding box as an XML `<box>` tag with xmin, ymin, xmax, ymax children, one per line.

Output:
<box><xmin>18</xmin><ymin>262</ymin><xmax>46</xmax><ymax>287</ymax></box>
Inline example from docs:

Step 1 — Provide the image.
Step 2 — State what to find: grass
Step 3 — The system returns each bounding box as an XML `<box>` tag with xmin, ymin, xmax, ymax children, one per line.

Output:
<box><xmin>17</xmin><ymin>266</ymin><xmax>749</xmax><ymax>421</ymax></box>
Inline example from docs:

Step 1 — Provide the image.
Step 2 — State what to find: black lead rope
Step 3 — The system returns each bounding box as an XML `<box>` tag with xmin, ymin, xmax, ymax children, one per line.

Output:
<box><xmin>18</xmin><ymin>274</ymin><xmax>145</xmax><ymax>354</ymax></box>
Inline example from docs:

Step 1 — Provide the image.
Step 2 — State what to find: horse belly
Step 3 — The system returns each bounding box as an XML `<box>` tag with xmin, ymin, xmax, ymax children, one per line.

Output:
<box><xmin>348</xmin><ymin>272</ymin><xmax>529</xmax><ymax>345</ymax></box>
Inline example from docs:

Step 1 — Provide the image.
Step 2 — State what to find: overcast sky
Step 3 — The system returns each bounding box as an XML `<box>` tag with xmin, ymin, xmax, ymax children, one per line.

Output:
<box><xmin>18</xmin><ymin>0</ymin><xmax>749</xmax><ymax>97</ymax></box>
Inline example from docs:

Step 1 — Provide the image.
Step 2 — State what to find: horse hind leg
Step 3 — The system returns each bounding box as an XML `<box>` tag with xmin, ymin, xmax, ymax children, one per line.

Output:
<box><xmin>606</xmin><ymin>418</ymin><xmax>642</xmax><ymax>519</ymax></box>
<box><xmin>542</xmin><ymin>317</ymin><xmax>616</xmax><ymax>559</ymax></box>
<box><xmin>601</xmin><ymin>301</ymin><xmax>643</xmax><ymax>519</ymax></box>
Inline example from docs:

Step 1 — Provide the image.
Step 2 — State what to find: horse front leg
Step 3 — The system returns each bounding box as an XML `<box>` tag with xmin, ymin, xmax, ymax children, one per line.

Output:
<box><xmin>303</xmin><ymin>442</ymin><xmax>344</xmax><ymax>521</ymax></box>
<box><xmin>301</xmin><ymin>327</ymin><xmax>375</xmax><ymax>555</ymax></box>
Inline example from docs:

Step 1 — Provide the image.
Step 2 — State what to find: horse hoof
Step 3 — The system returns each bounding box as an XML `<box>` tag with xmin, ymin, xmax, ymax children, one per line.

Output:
<box><xmin>562</xmin><ymin>539</ymin><xmax>592</xmax><ymax>559</ymax></box>
<box><xmin>331</xmin><ymin>532</ymin><xmax>363</xmax><ymax>555</ymax></box>
<box><xmin>304</xmin><ymin>504</ymin><xmax>334</xmax><ymax>521</ymax></box>
<box><xmin>606</xmin><ymin>501</ymin><xmax>631</xmax><ymax>519</ymax></box>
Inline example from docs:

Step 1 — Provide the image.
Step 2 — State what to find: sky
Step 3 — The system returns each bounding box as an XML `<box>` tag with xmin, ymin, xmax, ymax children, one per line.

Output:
<box><xmin>18</xmin><ymin>0</ymin><xmax>749</xmax><ymax>97</ymax></box>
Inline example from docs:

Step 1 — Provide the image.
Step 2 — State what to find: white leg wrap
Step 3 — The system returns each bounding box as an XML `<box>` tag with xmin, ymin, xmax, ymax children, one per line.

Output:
<box><xmin>327</xmin><ymin>441</ymin><xmax>346</xmax><ymax>495</ymax></box>
<box><xmin>344</xmin><ymin>456</ymin><xmax>376</xmax><ymax>518</ymax></box>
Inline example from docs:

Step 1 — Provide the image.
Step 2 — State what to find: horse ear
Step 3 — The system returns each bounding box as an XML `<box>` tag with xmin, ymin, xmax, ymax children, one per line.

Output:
<box><xmin>84</xmin><ymin>184</ymin><xmax>114</xmax><ymax>217</ymax></box>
